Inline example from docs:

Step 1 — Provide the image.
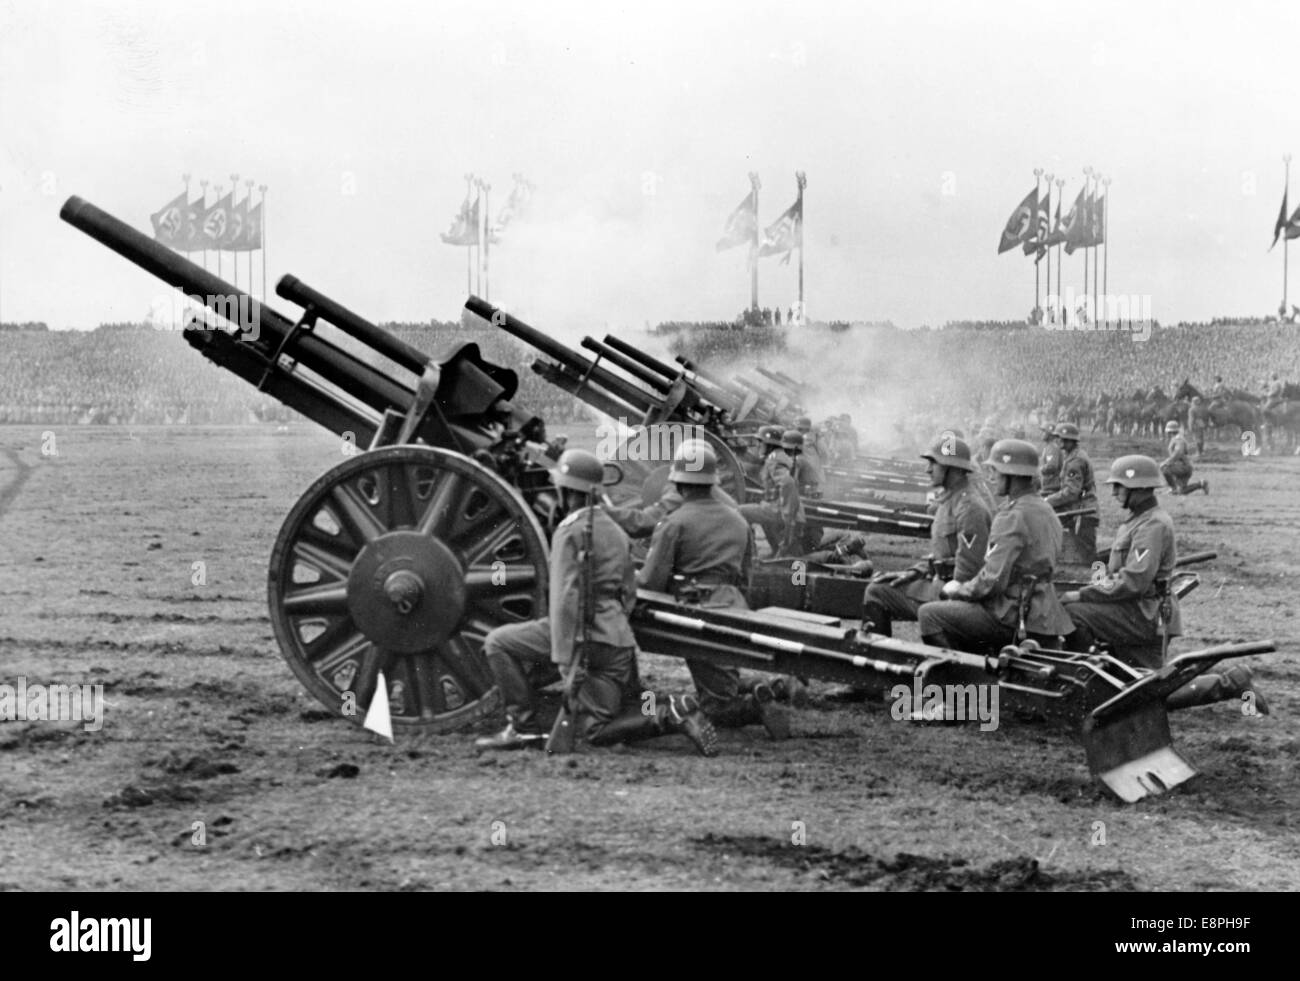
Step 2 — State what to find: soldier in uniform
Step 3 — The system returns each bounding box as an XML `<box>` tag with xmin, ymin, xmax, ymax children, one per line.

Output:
<box><xmin>918</xmin><ymin>439</ymin><xmax>1074</xmax><ymax>652</ymax></box>
<box><xmin>1264</xmin><ymin>372</ymin><xmax>1286</xmax><ymax>412</ymax></box>
<box><xmin>804</xmin><ymin>530</ymin><xmax>872</xmax><ymax>573</ymax></box>
<box><xmin>861</xmin><ymin>433</ymin><xmax>991</xmax><ymax>636</ymax></box>
<box><xmin>1038</xmin><ymin>421</ymin><xmax>1062</xmax><ymax>495</ymax></box>
<box><xmin>1060</xmin><ymin>455</ymin><xmax>1266</xmax><ymax>711</ymax></box>
<box><xmin>1208</xmin><ymin>375</ymin><xmax>1230</xmax><ymax>402</ymax></box>
<box><xmin>738</xmin><ymin>429</ymin><xmax>805</xmax><ymax>558</ymax></box>
<box><xmin>475</xmin><ymin>449</ymin><xmax>718</xmax><ymax>755</ymax></box>
<box><xmin>1159</xmin><ymin>420</ymin><xmax>1207</xmax><ymax>495</ymax></box>
<box><xmin>794</xmin><ymin>416</ymin><xmax>826</xmax><ymax>498</ymax></box>
<box><xmin>783</xmin><ymin>428</ymin><xmax>825</xmax><ymax>553</ymax></box>
<box><xmin>638</xmin><ymin>441</ymin><xmax>789</xmax><ymax>739</ymax></box>
<box><xmin>1044</xmin><ymin>422</ymin><xmax>1100</xmax><ymax>565</ymax></box>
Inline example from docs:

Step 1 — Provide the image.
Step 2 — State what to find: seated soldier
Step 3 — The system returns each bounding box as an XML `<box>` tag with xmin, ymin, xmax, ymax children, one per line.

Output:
<box><xmin>917</xmin><ymin>439</ymin><xmax>1074</xmax><ymax>652</ymax></box>
<box><xmin>860</xmin><ymin>433</ymin><xmax>991</xmax><ymax>637</ymax></box>
<box><xmin>1059</xmin><ymin>455</ymin><xmax>1266</xmax><ymax>712</ymax></box>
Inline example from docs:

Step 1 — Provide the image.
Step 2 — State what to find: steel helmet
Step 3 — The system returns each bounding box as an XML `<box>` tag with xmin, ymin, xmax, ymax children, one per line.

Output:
<box><xmin>1039</xmin><ymin>420</ymin><xmax>1057</xmax><ymax>436</ymax></box>
<box><xmin>781</xmin><ymin>429</ymin><xmax>804</xmax><ymax>451</ymax></box>
<box><xmin>795</xmin><ymin>415</ymin><xmax>812</xmax><ymax>432</ymax></box>
<box><xmin>1165</xmin><ymin>420</ymin><xmax>1181</xmax><ymax>434</ymax></box>
<box><xmin>758</xmin><ymin>425</ymin><xmax>784</xmax><ymax>447</ymax></box>
<box><xmin>552</xmin><ymin>449</ymin><xmax>604</xmax><ymax>493</ymax></box>
<box><xmin>1105</xmin><ymin>455</ymin><xmax>1164</xmax><ymax>489</ymax></box>
<box><xmin>987</xmin><ymin>439</ymin><xmax>1040</xmax><ymax>476</ymax></box>
<box><xmin>919</xmin><ymin>433</ymin><xmax>976</xmax><ymax>471</ymax></box>
<box><xmin>1055</xmin><ymin>422</ymin><xmax>1081</xmax><ymax>441</ymax></box>
<box><xmin>669</xmin><ymin>439</ymin><xmax>718</xmax><ymax>485</ymax></box>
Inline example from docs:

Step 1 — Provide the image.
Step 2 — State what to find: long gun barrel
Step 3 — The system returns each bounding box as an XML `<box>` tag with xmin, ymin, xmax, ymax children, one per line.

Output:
<box><xmin>60</xmin><ymin>198</ymin><xmax>415</xmax><ymax>418</ymax></box>
<box><xmin>467</xmin><ymin>296</ymin><xmax>664</xmax><ymax>422</ymax></box>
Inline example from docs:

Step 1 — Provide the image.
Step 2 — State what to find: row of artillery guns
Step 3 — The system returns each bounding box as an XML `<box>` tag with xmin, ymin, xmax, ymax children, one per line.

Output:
<box><xmin>484</xmin><ymin>308</ymin><xmax>943</xmax><ymax>538</ymax></box>
<box><xmin>59</xmin><ymin>195</ymin><xmax>1275</xmax><ymax>803</ymax></box>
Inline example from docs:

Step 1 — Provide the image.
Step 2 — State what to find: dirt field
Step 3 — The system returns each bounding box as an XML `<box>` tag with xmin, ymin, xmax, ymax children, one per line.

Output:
<box><xmin>1</xmin><ymin>424</ymin><xmax>1296</xmax><ymax>891</ymax></box>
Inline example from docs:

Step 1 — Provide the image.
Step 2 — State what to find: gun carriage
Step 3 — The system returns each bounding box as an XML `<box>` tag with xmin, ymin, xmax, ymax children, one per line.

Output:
<box><xmin>59</xmin><ymin>196</ymin><xmax>1274</xmax><ymax>801</ymax></box>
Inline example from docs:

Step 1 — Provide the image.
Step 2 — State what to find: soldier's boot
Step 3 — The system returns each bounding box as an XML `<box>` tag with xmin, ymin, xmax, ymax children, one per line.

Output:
<box><xmin>475</xmin><ymin>720</ymin><xmax>547</xmax><ymax>751</ymax></box>
<box><xmin>662</xmin><ymin>694</ymin><xmax>720</xmax><ymax>756</ymax></box>
<box><xmin>1202</xmin><ymin>478</ymin><xmax>1210</xmax><ymax>496</ymax></box>
<box><xmin>1166</xmin><ymin>665</ymin><xmax>1269</xmax><ymax>714</ymax></box>
<box><xmin>752</xmin><ymin>683</ymin><xmax>792</xmax><ymax>740</ymax></box>
<box><xmin>588</xmin><ymin>695</ymin><xmax>717</xmax><ymax>756</ymax></box>
<box><xmin>859</xmin><ymin>598</ymin><xmax>893</xmax><ymax>637</ymax></box>
<box><xmin>770</xmin><ymin>675</ymin><xmax>811</xmax><ymax>707</ymax></box>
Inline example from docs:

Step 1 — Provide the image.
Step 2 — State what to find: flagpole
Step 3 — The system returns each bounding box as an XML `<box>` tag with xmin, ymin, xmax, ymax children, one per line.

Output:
<box><xmin>796</xmin><ymin>171</ymin><xmax>806</xmax><ymax>324</ymax></box>
<box><xmin>464</xmin><ymin>173</ymin><xmax>474</xmax><ymax>296</ymax></box>
<box><xmin>215</xmin><ymin>184</ymin><xmax>225</xmax><ymax>281</ymax></box>
<box><xmin>484</xmin><ymin>181</ymin><xmax>492</xmax><ymax>303</ymax></box>
<box><xmin>259</xmin><ymin>185</ymin><xmax>267</xmax><ymax>306</ymax></box>
<box><xmin>244</xmin><ymin>179</ymin><xmax>255</xmax><ymax>300</ymax></box>
<box><xmin>749</xmin><ymin>171</ymin><xmax>761</xmax><ymax>316</ymax></box>
<box><xmin>200</xmin><ymin>179</ymin><xmax>209</xmax><ymax>274</ymax></box>
<box><xmin>1054</xmin><ymin>177</ymin><xmax>1063</xmax><ymax>324</ymax></box>
<box><xmin>1043</xmin><ymin>172</ymin><xmax>1052</xmax><ymax>323</ymax></box>
<box><xmin>230</xmin><ymin>173</ymin><xmax>240</xmax><ymax>291</ymax></box>
<box><xmin>1082</xmin><ymin>167</ymin><xmax>1092</xmax><ymax>324</ymax></box>
<box><xmin>1284</xmin><ymin>154</ymin><xmax>1292</xmax><ymax>318</ymax></box>
<box><xmin>1102</xmin><ymin>176</ymin><xmax>1111</xmax><ymax>325</ymax></box>
<box><xmin>1032</xmin><ymin>168</ymin><xmax>1043</xmax><ymax>321</ymax></box>
<box><xmin>1093</xmin><ymin>172</ymin><xmax>1101</xmax><ymax>325</ymax></box>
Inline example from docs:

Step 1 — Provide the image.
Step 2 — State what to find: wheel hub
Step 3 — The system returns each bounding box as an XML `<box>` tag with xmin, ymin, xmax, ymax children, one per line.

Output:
<box><xmin>347</xmin><ymin>531</ymin><xmax>465</xmax><ymax>653</ymax></box>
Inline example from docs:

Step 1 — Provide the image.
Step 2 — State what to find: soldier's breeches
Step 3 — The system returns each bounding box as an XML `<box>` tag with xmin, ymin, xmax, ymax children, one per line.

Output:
<box><xmin>573</xmin><ymin>644</ymin><xmax>639</xmax><ymax>742</ymax></box>
<box><xmin>738</xmin><ymin>504</ymin><xmax>783</xmax><ymax>554</ymax></box>
<box><xmin>483</xmin><ymin>619</ymin><xmax>558</xmax><ymax>731</ymax></box>
<box><xmin>861</xmin><ymin>578</ymin><xmax>940</xmax><ymax>635</ymax></box>
<box><xmin>687</xmin><ymin>660</ymin><xmax>741</xmax><ymax>714</ymax></box>
<box><xmin>1064</xmin><ymin>602</ymin><xmax>1161</xmax><ymax>668</ymax></box>
<box><xmin>917</xmin><ymin>600</ymin><xmax>1015</xmax><ymax>653</ymax></box>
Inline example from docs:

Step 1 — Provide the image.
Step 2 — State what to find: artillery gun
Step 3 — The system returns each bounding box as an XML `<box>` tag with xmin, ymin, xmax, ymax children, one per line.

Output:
<box><xmin>481</xmin><ymin>306</ymin><xmax>935</xmax><ymax>537</ymax></box>
<box><xmin>59</xmin><ymin>196</ymin><xmax>1275</xmax><ymax>801</ymax></box>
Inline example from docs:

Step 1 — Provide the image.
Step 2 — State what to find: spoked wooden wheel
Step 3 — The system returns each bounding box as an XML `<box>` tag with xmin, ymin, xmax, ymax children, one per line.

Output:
<box><xmin>268</xmin><ymin>446</ymin><xmax>549</xmax><ymax>732</ymax></box>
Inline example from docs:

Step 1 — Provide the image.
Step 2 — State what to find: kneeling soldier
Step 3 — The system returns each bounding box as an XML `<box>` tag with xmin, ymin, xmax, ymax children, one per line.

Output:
<box><xmin>1159</xmin><ymin>420</ymin><xmax>1207</xmax><ymax>495</ymax></box>
<box><xmin>638</xmin><ymin>441</ymin><xmax>789</xmax><ymax>739</ymax></box>
<box><xmin>476</xmin><ymin>449</ymin><xmax>718</xmax><ymax>755</ymax></box>
<box><xmin>918</xmin><ymin>439</ymin><xmax>1074</xmax><ymax>652</ymax></box>
<box><xmin>861</xmin><ymin>433</ymin><xmax>991</xmax><ymax>636</ymax></box>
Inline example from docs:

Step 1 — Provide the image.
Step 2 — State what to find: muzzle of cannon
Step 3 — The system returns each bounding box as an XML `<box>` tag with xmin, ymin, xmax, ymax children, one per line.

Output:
<box><xmin>60</xmin><ymin>195</ymin><xmax>1276</xmax><ymax>800</ymax></box>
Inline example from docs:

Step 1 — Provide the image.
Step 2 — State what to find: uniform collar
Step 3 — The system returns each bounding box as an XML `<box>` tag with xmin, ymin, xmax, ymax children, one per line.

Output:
<box><xmin>1126</xmin><ymin>495</ymin><xmax>1158</xmax><ymax>518</ymax></box>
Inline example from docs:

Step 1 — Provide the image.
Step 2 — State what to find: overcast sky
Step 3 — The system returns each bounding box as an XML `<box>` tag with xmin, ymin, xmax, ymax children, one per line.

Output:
<box><xmin>3</xmin><ymin>0</ymin><xmax>1300</xmax><ymax>331</ymax></box>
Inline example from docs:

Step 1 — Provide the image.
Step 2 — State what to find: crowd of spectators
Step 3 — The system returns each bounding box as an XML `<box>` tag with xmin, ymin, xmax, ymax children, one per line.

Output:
<box><xmin>4</xmin><ymin>317</ymin><xmax>1299</xmax><ymax>434</ymax></box>
<box><xmin>0</xmin><ymin>320</ymin><xmax>590</xmax><ymax>427</ymax></box>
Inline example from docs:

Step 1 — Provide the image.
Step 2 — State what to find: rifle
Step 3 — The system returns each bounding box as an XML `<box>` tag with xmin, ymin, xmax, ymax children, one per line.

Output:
<box><xmin>546</xmin><ymin>495</ymin><xmax>597</xmax><ymax>754</ymax></box>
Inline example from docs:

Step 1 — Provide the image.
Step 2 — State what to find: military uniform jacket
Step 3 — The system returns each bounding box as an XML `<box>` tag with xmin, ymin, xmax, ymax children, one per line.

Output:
<box><xmin>1045</xmin><ymin>445</ymin><xmax>1099</xmax><ymax>520</ymax></box>
<box><xmin>638</xmin><ymin>496</ymin><xmax>753</xmax><ymax>595</ymax></box>
<box><xmin>606</xmin><ymin>485</ymin><xmax>739</xmax><ymax>539</ymax></box>
<box><xmin>949</xmin><ymin>491</ymin><xmax>1073</xmax><ymax>634</ymax></box>
<box><xmin>549</xmin><ymin>506</ymin><xmax>637</xmax><ymax>666</ymax></box>
<box><xmin>1077</xmin><ymin>498</ymin><xmax>1181</xmax><ymax>636</ymax></box>
<box><xmin>796</xmin><ymin>444</ymin><xmax>825</xmax><ymax>496</ymax></box>
<box><xmin>912</xmin><ymin>482</ymin><xmax>992</xmax><ymax>582</ymax></box>
<box><xmin>1039</xmin><ymin>441</ymin><xmax>1062</xmax><ymax>494</ymax></box>
<box><xmin>1163</xmin><ymin>435</ymin><xmax>1192</xmax><ymax>475</ymax></box>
